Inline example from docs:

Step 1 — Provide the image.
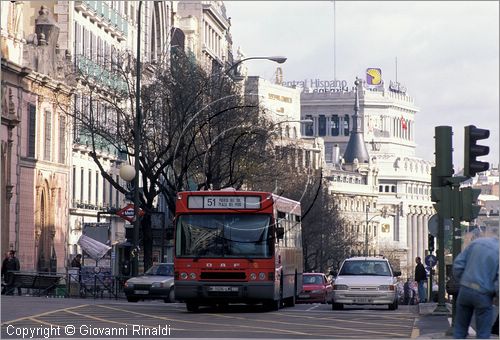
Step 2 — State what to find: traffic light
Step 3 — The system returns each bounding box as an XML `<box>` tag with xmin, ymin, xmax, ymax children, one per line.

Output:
<box><xmin>428</xmin><ymin>234</ymin><xmax>435</xmax><ymax>252</ymax></box>
<box><xmin>431</xmin><ymin>186</ymin><xmax>452</xmax><ymax>218</ymax></box>
<box><xmin>461</xmin><ymin>187</ymin><xmax>482</xmax><ymax>222</ymax></box>
<box><xmin>431</xmin><ymin>127</ymin><xmax>454</xmax><ymax>219</ymax></box>
<box><xmin>434</xmin><ymin>126</ymin><xmax>454</xmax><ymax>178</ymax></box>
<box><xmin>464</xmin><ymin>125</ymin><xmax>490</xmax><ymax>177</ymax></box>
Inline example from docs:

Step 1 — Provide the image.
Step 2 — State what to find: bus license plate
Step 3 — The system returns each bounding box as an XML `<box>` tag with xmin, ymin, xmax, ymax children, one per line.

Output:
<box><xmin>208</xmin><ymin>286</ymin><xmax>238</xmax><ymax>292</ymax></box>
<box><xmin>134</xmin><ymin>290</ymin><xmax>149</xmax><ymax>295</ymax></box>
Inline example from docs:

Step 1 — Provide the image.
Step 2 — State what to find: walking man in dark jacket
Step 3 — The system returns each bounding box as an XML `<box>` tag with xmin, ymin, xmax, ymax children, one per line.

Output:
<box><xmin>415</xmin><ymin>256</ymin><xmax>427</xmax><ymax>303</ymax></box>
<box><xmin>1</xmin><ymin>250</ymin><xmax>21</xmax><ymax>295</ymax></box>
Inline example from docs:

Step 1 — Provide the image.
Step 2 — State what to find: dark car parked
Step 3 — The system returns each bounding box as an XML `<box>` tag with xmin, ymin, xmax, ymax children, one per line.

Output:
<box><xmin>124</xmin><ymin>263</ymin><xmax>175</xmax><ymax>303</ymax></box>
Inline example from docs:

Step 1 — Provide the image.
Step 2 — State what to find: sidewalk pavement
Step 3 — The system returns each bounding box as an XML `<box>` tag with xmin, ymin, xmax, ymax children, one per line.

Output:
<box><xmin>413</xmin><ymin>302</ymin><xmax>499</xmax><ymax>339</ymax></box>
<box><xmin>412</xmin><ymin>302</ymin><xmax>453</xmax><ymax>339</ymax></box>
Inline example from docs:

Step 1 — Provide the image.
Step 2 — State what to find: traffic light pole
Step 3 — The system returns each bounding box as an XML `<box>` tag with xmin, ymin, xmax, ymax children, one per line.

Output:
<box><xmin>434</xmin><ymin>213</ymin><xmax>448</xmax><ymax>313</ymax></box>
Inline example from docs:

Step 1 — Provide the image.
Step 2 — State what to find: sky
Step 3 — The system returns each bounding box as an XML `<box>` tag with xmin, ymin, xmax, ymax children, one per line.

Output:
<box><xmin>224</xmin><ymin>1</ymin><xmax>499</xmax><ymax>169</ymax></box>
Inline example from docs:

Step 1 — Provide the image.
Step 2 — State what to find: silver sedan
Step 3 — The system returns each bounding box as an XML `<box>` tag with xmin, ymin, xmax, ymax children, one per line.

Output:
<box><xmin>124</xmin><ymin>263</ymin><xmax>175</xmax><ymax>303</ymax></box>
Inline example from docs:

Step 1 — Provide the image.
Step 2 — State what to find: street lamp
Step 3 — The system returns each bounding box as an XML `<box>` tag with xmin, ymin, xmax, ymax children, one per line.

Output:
<box><xmin>226</xmin><ymin>56</ymin><xmax>287</xmax><ymax>76</ymax></box>
<box><xmin>364</xmin><ymin>206</ymin><xmax>391</xmax><ymax>256</ymax></box>
<box><xmin>130</xmin><ymin>0</ymin><xmax>144</xmax><ymax>277</ymax></box>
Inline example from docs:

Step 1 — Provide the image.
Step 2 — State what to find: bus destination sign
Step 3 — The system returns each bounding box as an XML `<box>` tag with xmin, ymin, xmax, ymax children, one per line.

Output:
<box><xmin>188</xmin><ymin>196</ymin><xmax>261</xmax><ymax>209</ymax></box>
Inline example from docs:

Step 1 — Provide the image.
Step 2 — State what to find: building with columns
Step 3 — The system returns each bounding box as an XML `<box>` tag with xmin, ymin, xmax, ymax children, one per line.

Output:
<box><xmin>299</xmin><ymin>74</ymin><xmax>433</xmax><ymax>277</ymax></box>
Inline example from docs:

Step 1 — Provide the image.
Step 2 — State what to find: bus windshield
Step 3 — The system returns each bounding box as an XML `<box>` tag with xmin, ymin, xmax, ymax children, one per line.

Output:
<box><xmin>176</xmin><ymin>214</ymin><xmax>272</xmax><ymax>258</ymax></box>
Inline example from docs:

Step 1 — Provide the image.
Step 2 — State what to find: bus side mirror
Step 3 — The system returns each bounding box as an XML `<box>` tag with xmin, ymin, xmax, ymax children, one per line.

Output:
<box><xmin>276</xmin><ymin>227</ymin><xmax>285</xmax><ymax>240</ymax></box>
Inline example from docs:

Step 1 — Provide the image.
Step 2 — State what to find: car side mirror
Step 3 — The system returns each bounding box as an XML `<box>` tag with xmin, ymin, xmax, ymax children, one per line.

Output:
<box><xmin>393</xmin><ymin>270</ymin><xmax>401</xmax><ymax>277</ymax></box>
<box><xmin>329</xmin><ymin>269</ymin><xmax>338</xmax><ymax>277</ymax></box>
<box><xmin>276</xmin><ymin>227</ymin><xmax>285</xmax><ymax>240</ymax></box>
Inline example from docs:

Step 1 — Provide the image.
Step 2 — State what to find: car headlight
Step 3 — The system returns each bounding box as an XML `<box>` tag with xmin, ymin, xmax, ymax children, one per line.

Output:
<box><xmin>311</xmin><ymin>289</ymin><xmax>323</xmax><ymax>294</ymax></box>
<box><xmin>151</xmin><ymin>282</ymin><xmax>165</xmax><ymax>288</ymax></box>
<box><xmin>124</xmin><ymin>282</ymin><xmax>134</xmax><ymax>288</ymax></box>
<box><xmin>333</xmin><ymin>284</ymin><xmax>348</xmax><ymax>290</ymax></box>
<box><xmin>378</xmin><ymin>285</ymin><xmax>395</xmax><ymax>291</ymax></box>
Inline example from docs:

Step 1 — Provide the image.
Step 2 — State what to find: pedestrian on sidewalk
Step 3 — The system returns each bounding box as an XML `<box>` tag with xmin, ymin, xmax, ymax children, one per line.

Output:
<box><xmin>453</xmin><ymin>236</ymin><xmax>499</xmax><ymax>339</ymax></box>
<box><xmin>1</xmin><ymin>250</ymin><xmax>21</xmax><ymax>295</ymax></box>
<box><xmin>415</xmin><ymin>256</ymin><xmax>427</xmax><ymax>303</ymax></box>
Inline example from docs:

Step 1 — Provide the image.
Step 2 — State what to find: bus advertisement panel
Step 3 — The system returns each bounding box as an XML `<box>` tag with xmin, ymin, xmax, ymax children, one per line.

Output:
<box><xmin>174</xmin><ymin>190</ymin><xmax>303</xmax><ymax>312</ymax></box>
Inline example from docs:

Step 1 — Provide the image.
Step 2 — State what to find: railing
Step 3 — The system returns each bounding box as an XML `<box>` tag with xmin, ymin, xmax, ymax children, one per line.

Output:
<box><xmin>75</xmin><ymin>1</ymin><xmax>129</xmax><ymax>38</ymax></box>
<box><xmin>2</xmin><ymin>270</ymin><xmax>133</xmax><ymax>299</ymax></box>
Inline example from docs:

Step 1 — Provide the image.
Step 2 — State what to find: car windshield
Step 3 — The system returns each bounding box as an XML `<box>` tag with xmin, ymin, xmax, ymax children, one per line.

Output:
<box><xmin>145</xmin><ymin>264</ymin><xmax>174</xmax><ymax>276</ymax></box>
<box><xmin>303</xmin><ymin>275</ymin><xmax>323</xmax><ymax>284</ymax></box>
<box><xmin>176</xmin><ymin>214</ymin><xmax>272</xmax><ymax>258</ymax></box>
<box><xmin>339</xmin><ymin>260</ymin><xmax>391</xmax><ymax>276</ymax></box>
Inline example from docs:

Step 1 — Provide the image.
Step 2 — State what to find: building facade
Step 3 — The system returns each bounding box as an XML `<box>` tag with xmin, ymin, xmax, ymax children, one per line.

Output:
<box><xmin>2</xmin><ymin>3</ymin><xmax>73</xmax><ymax>272</ymax></box>
<box><xmin>299</xmin><ymin>76</ymin><xmax>433</xmax><ymax>276</ymax></box>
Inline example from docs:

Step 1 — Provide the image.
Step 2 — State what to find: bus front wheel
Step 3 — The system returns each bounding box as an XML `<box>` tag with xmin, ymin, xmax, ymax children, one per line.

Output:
<box><xmin>264</xmin><ymin>299</ymin><xmax>280</xmax><ymax>311</ymax></box>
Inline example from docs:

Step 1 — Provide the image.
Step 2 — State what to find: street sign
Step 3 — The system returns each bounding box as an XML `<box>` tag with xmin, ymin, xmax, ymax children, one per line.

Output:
<box><xmin>116</xmin><ymin>204</ymin><xmax>144</xmax><ymax>222</ymax></box>
<box><xmin>425</xmin><ymin>254</ymin><xmax>438</xmax><ymax>267</ymax></box>
<box><xmin>427</xmin><ymin>214</ymin><xmax>452</xmax><ymax>238</ymax></box>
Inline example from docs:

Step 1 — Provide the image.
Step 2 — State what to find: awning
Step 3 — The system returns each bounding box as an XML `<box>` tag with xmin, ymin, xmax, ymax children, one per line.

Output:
<box><xmin>77</xmin><ymin>234</ymin><xmax>111</xmax><ymax>261</ymax></box>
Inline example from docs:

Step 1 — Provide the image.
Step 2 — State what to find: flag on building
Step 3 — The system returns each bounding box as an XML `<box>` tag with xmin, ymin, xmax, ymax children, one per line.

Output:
<box><xmin>401</xmin><ymin>118</ymin><xmax>407</xmax><ymax>130</ymax></box>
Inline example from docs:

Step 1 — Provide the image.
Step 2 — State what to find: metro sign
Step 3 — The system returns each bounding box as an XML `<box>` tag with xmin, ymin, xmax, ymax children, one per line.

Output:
<box><xmin>116</xmin><ymin>203</ymin><xmax>144</xmax><ymax>222</ymax></box>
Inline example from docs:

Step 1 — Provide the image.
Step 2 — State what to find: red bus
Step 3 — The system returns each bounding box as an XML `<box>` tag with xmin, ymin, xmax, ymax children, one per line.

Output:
<box><xmin>174</xmin><ymin>190</ymin><xmax>303</xmax><ymax>312</ymax></box>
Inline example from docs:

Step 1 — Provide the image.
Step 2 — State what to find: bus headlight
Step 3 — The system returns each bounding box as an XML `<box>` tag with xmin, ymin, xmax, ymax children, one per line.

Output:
<box><xmin>180</xmin><ymin>272</ymin><xmax>188</xmax><ymax>280</ymax></box>
<box><xmin>189</xmin><ymin>272</ymin><xmax>196</xmax><ymax>280</ymax></box>
<box><xmin>258</xmin><ymin>272</ymin><xmax>266</xmax><ymax>280</ymax></box>
<box><xmin>249</xmin><ymin>273</ymin><xmax>257</xmax><ymax>280</ymax></box>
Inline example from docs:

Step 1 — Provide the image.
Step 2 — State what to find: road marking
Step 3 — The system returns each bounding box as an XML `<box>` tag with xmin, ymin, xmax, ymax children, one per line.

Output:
<box><xmin>306</xmin><ymin>304</ymin><xmax>320</xmax><ymax>311</ymax></box>
<box><xmin>0</xmin><ymin>304</ymin><xmax>90</xmax><ymax>326</ymax></box>
<box><xmin>211</xmin><ymin>312</ymin><xmax>410</xmax><ymax>337</ymax></box>
<box><xmin>97</xmin><ymin>305</ymin><xmax>312</xmax><ymax>336</ymax></box>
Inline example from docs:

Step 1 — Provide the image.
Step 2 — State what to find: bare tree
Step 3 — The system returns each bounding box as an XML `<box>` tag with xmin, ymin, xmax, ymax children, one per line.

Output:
<box><xmin>62</xmin><ymin>48</ymin><xmax>281</xmax><ymax>270</ymax></box>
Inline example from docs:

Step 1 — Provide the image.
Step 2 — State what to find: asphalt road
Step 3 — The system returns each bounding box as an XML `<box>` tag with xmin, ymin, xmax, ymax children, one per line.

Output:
<box><xmin>1</xmin><ymin>296</ymin><xmax>418</xmax><ymax>339</ymax></box>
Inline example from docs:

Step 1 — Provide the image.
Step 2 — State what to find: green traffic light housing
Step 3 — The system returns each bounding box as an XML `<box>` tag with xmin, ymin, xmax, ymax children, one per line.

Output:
<box><xmin>461</xmin><ymin>187</ymin><xmax>482</xmax><ymax>222</ymax></box>
<box><xmin>464</xmin><ymin>125</ymin><xmax>490</xmax><ymax>177</ymax></box>
<box><xmin>428</xmin><ymin>234</ymin><xmax>435</xmax><ymax>252</ymax></box>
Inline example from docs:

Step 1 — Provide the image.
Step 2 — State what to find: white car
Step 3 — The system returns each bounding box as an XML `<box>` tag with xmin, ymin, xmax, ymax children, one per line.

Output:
<box><xmin>331</xmin><ymin>257</ymin><xmax>401</xmax><ymax>310</ymax></box>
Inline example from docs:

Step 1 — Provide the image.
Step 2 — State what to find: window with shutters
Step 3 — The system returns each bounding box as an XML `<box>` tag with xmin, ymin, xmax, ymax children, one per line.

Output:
<box><xmin>59</xmin><ymin>116</ymin><xmax>66</xmax><ymax>163</ymax></box>
<box><xmin>318</xmin><ymin>115</ymin><xmax>326</xmax><ymax>136</ymax></box>
<box><xmin>27</xmin><ymin>104</ymin><xmax>36</xmax><ymax>158</ymax></box>
<box><xmin>331</xmin><ymin>114</ymin><xmax>339</xmax><ymax>136</ymax></box>
<box><xmin>44</xmin><ymin>110</ymin><xmax>51</xmax><ymax>161</ymax></box>
<box><xmin>344</xmin><ymin>114</ymin><xmax>350</xmax><ymax>136</ymax></box>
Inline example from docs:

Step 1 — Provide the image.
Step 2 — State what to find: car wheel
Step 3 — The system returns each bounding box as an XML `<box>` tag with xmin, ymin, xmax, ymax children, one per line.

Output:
<box><xmin>332</xmin><ymin>303</ymin><xmax>343</xmax><ymax>310</ymax></box>
<box><xmin>127</xmin><ymin>297</ymin><xmax>139</xmax><ymax>302</ymax></box>
<box><xmin>186</xmin><ymin>302</ymin><xmax>199</xmax><ymax>312</ymax></box>
<box><xmin>388</xmin><ymin>299</ymin><xmax>398</xmax><ymax>310</ymax></box>
<box><xmin>168</xmin><ymin>287</ymin><xmax>175</xmax><ymax>303</ymax></box>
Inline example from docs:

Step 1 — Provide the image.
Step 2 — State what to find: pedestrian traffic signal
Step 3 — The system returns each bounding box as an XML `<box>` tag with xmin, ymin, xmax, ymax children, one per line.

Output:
<box><xmin>461</xmin><ymin>187</ymin><xmax>482</xmax><ymax>222</ymax></box>
<box><xmin>428</xmin><ymin>234</ymin><xmax>435</xmax><ymax>252</ymax></box>
<box><xmin>464</xmin><ymin>125</ymin><xmax>489</xmax><ymax>177</ymax></box>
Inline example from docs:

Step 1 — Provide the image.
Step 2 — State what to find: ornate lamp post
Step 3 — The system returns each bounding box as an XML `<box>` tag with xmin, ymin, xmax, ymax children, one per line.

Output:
<box><xmin>119</xmin><ymin>163</ymin><xmax>139</xmax><ymax>275</ymax></box>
